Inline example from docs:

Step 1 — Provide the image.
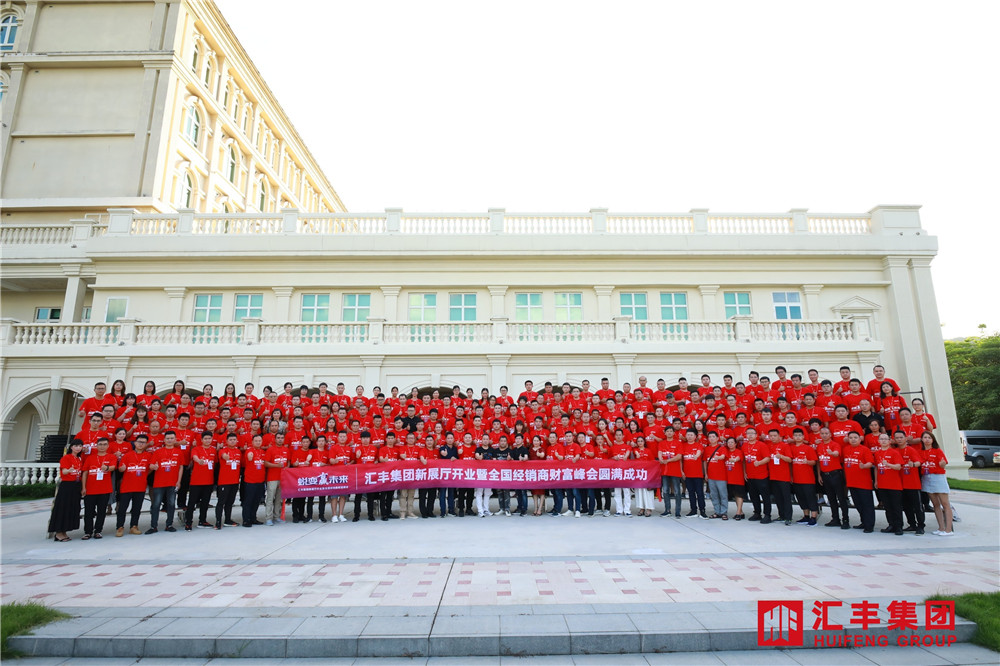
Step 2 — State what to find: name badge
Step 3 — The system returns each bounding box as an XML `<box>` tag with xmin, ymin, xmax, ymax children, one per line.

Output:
<box><xmin>207</xmin><ymin>461</ymin><xmax>213</xmax><ymax>470</ymax></box>
<box><xmin>231</xmin><ymin>462</ymin><xmax>238</xmax><ymax>470</ymax></box>
<box><xmin>95</xmin><ymin>471</ymin><xmax>104</xmax><ymax>480</ymax></box>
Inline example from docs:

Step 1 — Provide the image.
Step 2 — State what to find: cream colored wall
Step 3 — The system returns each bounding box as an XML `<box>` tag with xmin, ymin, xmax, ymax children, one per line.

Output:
<box><xmin>14</xmin><ymin>68</ymin><xmax>144</xmax><ymax>133</ymax></box>
<box><xmin>0</xmin><ymin>290</ymin><xmax>74</xmax><ymax>321</ymax></box>
<box><xmin>5</xmin><ymin>136</ymin><xmax>137</xmax><ymax>198</ymax></box>
<box><xmin>5</xmin><ymin>404</ymin><xmax>37</xmax><ymax>461</ymax></box>
<box><xmin>32</xmin><ymin>2</ymin><xmax>155</xmax><ymax>52</ymax></box>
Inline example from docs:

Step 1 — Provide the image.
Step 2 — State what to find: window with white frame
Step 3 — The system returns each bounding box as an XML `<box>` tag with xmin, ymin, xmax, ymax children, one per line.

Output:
<box><xmin>554</xmin><ymin>292</ymin><xmax>583</xmax><ymax>321</ymax></box>
<box><xmin>258</xmin><ymin>181</ymin><xmax>268</xmax><ymax>211</ymax></box>
<box><xmin>1</xmin><ymin>14</ymin><xmax>19</xmax><ymax>51</ymax></box>
<box><xmin>81</xmin><ymin>306</ymin><xmax>92</xmax><ymax>323</ymax></box>
<box><xmin>190</xmin><ymin>41</ymin><xmax>200</xmax><ymax>71</ymax></box>
<box><xmin>659</xmin><ymin>292</ymin><xmax>689</xmax><ymax>320</ymax></box>
<box><xmin>34</xmin><ymin>307</ymin><xmax>61</xmax><ymax>322</ymax></box>
<box><xmin>193</xmin><ymin>294</ymin><xmax>222</xmax><ymax>323</ymax></box>
<box><xmin>341</xmin><ymin>294</ymin><xmax>370</xmax><ymax>322</ymax></box>
<box><xmin>619</xmin><ymin>292</ymin><xmax>648</xmax><ymax>320</ymax></box>
<box><xmin>723</xmin><ymin>291</ymin><xmax>752</xmax><ymax>318</ymax></box>
<box><xmin>225</xmin><ymin>145</ymin><xmax>237</xmax><ymax>183</ymax></box>
<box><xmin>772</xmin><ymin>291</ymin><xmax>803</xmax><ymax>320</ymax></box>
<box><xmin>300</xmin><ymin>294</ymin><xmax>330</xmax><ymax>322</ymax></box>
<box><xmin>184</xmin><ymin>105</ymin><xmax>200</xmax><ymax>145</ymax></box>
<box><xmin>234</xmin><ymin>293</ymin><xmax>263</xmax><ymax>320</ymax></box>
<box><xmin>104</xmin><ymin>298</ymin><xmax>128</xmax><ymax>323</ymax></box>
<box><xmin>514</xmin><ymin>292</ymin><xmax>543</xmax><ymax>321</ymax></box>
<box><xmin>179</xmin><ymin>173</ymin><xmax>194</xmax><ymax>208</ymax></box>
<box><xmin>449</xmin><ymin>293</ymin><xmax>476</xmax><ymax>321</ymax></box>
<box><xmin>408</xmin><ymin>293</ymin><xmax>437</xmax><ymax>321</ymax></box>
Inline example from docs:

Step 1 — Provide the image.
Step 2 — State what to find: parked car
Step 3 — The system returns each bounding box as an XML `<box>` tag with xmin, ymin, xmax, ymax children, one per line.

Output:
<box><xmin>960</xmin><ymin>430</ymin><xmax>1000</xmax><ymax>468</ymax></box>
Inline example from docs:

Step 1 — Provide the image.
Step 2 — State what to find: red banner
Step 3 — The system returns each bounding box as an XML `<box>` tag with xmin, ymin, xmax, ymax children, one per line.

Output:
<box><xmin>280</xmin><ymin>459</ymin><xmax>660</xmax><ymax>498</ymax></box>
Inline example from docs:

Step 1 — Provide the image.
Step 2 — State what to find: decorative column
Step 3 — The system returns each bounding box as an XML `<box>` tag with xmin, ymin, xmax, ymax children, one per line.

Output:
<box><xmin>487</xmin><ymin>354</ymin><xmax>510</xmax><ymax>389</ymax></box>
<box><xmin>232</xmin><ymin>356</ymin><xmax>256</xmax><ymax>388</ymax></box>
<box><xmin>882</xmin><ymin>257</ymin><xmax>925</xmax><ymax>391</ymax></box>
<box><xmin>272</xmin><ymin>287</ymin><xmax>293</xmax><ymax>321</ymax></box>
<box><xmin>594</xmin><ymin>286</ymin><xmax>615</xmax><ymax>320</ymax></box>
<box><xmin>488</xmin><ymin>286</ymin><xmax>508</xmax><ymax>343</ymax></box>
<box><xmin>699</xmin><ymin>285</ymin><xmax>720</xmax><ymax>320</ymax></box>
<box><xmin>736</xmin><ymin>353</ymin><xmax>760</xmax><ymax>382</ymax></box>
<box><xmin>790</xmin><ymin>208</ymin><xmax>809</xmax><ymax>234</ymax></box>
<box><xmin>0</xmin><ymin>420</ymin><xmax>17</xmax><ymax>463</ymax></box>
<box><xmin>380</xmin><ymin>286</ymin><xmax>401</xmax><ymax>321</ymax></box>
<box><xmin>164</xmin><ymin>287</ymin><xmax>187</xmax><ymax>321</ymax></box>
<box><xmin>691</xmin><ymin>209</ymin><xmax>709</xmax><ymax>234</ymax></box>
<box><xmin>590</xmin><ymin>208</ymin><xmax>608</xmax><ymax>233</ymax></box>
<box><xmin>802</xmin><ymin>284</ymin><xmax>823</xmax><ymax>319</ymax></box>
<box><xmin>613</xmin><ymin>353</ymin><xmax>636</xmax><ymax>387</ymax></box>
<box><xmin>360</xmin><ymin>355</ymin><xmax>384</xmax><ymax>388</ymax></box>
<box><xmin>60</xmin><ymin>265</ymin><xmax>87</xmax><ymax>323</ymax></box>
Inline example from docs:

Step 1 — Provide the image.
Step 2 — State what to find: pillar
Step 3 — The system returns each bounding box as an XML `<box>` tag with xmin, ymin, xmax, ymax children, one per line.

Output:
<box><xmin>272</xmin><ymin>287</ymin><xmax>293</xmax><ymax>321</ymax></box>
<box><xmin>0</xmin><ymin>420</ymin><xmax>17</xmax><ymax>463</ymax></box>
<box><xmin>164</xmin><ymin>287</ymin><xmax>187</xmax><ymax>321</ymax></box>
<box><xmin>489</xmin><ymin>208</ymin><xmax>505</xmax><ymax>233</ymax></box>
<box><xmin>699</xmin><ymin>285</ymin><xmax>720</xmax><ymax>320</ymax></box>
<box><xmin>790</xmin><ymin>208</ymin><xmax>809</xmax><ymax>234</ymax></box>
<box><xmin>594</xmin><ymin>286</ymin><xmax>614</xmax><ymax>320</ymax></box>
<box><xmin>613</xmin><ymin>353</ymin><xmax>636</xmax><ymax>387</ymax></box>
<box><xmin>882</xmin><ymin>257</ymin><xmax>925</xmax><ymax>391</ymax></box>
<box><xmin>232</xmin><ymin>356</ymin><xmax>256</xmax><ymax>388</ymax></box>
<box><xmin>487</xmin><ymin>354</ymin><xmax>510</xmax><ymax>389</ymax></box>
<box><xmin>380</xmin><ymin>286</ymin><xmax>401</xmax><ymax>321</ymax></box>
<box><xmin>360</xmin><ymin>355</ymin><xmax>384</xmax><ymax>388</ymax></box>
<box><xmin>802</xmin><ymin>284</ymin><xmax>823</xmax><ymax>319</ymax></box>
<box><xmin>590</xmin><ymin>208</ymin><xmax>608</xmax><ymax>233</ymax></box>
<box><xmin>60</xmin><ymin>266</ymin><xmax>87</xmax><ymax>323</ymax></box>
<box><xmin>736</xmin><ymin>353</ymin><xmax>760</xmax><ymax>382</ymax></box>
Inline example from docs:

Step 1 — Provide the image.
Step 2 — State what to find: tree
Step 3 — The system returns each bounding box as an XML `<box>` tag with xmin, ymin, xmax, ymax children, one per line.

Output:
<box><xmin>945</xmin><ymin>333</ymin><xmax>1000</xmax><ymax>430</ymax></box>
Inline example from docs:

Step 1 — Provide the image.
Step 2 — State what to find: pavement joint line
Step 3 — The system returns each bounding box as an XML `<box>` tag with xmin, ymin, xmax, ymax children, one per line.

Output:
<box><xmin>428</xmin><ymin>557</ymin><xmax>456</xmax><ymax>636</ymax></box>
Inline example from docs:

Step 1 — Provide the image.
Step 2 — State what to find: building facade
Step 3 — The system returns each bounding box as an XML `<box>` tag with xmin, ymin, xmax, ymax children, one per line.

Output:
<box><xmin>0</xmin><ymin>2</ymin><xmax>963</xmax><ymax>475</ymax></box>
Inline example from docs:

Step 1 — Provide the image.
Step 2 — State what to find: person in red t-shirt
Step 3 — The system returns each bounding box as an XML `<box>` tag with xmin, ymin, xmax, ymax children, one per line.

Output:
<box><xmin>81</xmin><ymin>437</ymin><xmax>116</xmax><ymax>539</ymax></box>
<box><xmin>184</xmin><ymin>432</ymin><xmax>217</xmax><ymax>530</ymax></box>
<box><xmin>241</xmin><ymin>434</ymin><xmax>267</xmax><ymax>527</ymax></box>
<box><xmin>865</xmin><ymin>365</ymin><xmax>901</xmax><ymax>400</ymax></box>
<box><xmin>610</xmin><ymin>430</ymin><xmax>633</xmax><ymax>516</ymax></box>
<box><xmin>742</xmin><ymin>428</ymin><xmax>772</xmax><ymax>523</ymax></box>
<box><xmin>920</xmin><ymin>431</ymin><xmax>953</xmax><ymax>535</ymax></box>
<box><xmin>790</xmin><ymin>428</ymin><xmax>818</xmax><ymax>525</ymax></box>
<box><xmin>815</xmin><ymin>427</ymin><xmax>849</xmax><ymax>528</ymax></box>
<box><xmin>214</xmin><ymin>433</ymin><xmax>242</xmax><ymax>528</ymax></box>
<box><xmin>78</xmin><ymin>382</ymin><xmax>117</xmax><ymax>419</ymax></box>
<box><xmin>765</xmin><ymin>429</ymin><xmax>793</xmax><ymax>524</ymax></box>
<box><xmin>49</xmin><ymin>439</ymin><xmax>85</xmax><ymax>541</ymax></box>
<box><xmin>874</xmin><ymin>433</ymin><xmax>904</xmax><ymax>535</ymax></box>
<box><xmin>262</xmin><ymin>432</ymin><xmax>289</xmax><ymax>525</ymax></box>
<box><xmin>115</xmin><ymin>435</ymin><xmax>151</xmax><ymax>536</ymax></box>
<box><xmin>289</xmin><ymin>436</ymin><xmax>315</xmax><ymax>524</ymax></box>
<box><xmin>681</xmin><ymin>429</ymin><xmax>707</xmax><ymax>519</ymax></box>
<box><xmin>893</xmin><ymin>430</ymin><xmax>925</xmax><ymax>534</ymax></box>
<box><xmin>704</xmin><ymin>431</ymin><xmax>728</xmax><ymax>519</ymax></box>
<box><xmin>723</xmin><ymin>437</ymin><xmax>745</xmax><ymax>519</ymax></box>
<box><xmin>147</xmin><ymin>431</ymin><xmax>183</xmax><ymax>533</ymax></box>
<box><xmin>842</xmin><ymin>431</ymin><xmax>875</xmax><ymax>532</ymax></box>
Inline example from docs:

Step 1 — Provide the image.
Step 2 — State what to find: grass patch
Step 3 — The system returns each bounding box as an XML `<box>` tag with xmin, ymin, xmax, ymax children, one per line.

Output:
<box><xmin>0</xmin><ymin>483</ymin><xmax>56</xmax><ymax>502</ymax></box>
<box><xmin>1</xmin><ymin>601</ymin><xmax>70</xmax><ymax>659</ymax></box>
<box><xmin>947</xmin><ymin>478</ymin><xmax>1000</xmax><ymax>494</ymax></box>
<box><xmin>927</xmin><ymin>591</ymin><xmax>1000</xmax><ymax>652</ymax></box>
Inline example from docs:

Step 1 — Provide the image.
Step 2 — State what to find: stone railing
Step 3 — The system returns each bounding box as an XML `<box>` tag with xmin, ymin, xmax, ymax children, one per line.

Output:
<box><xmin>0</xmin><ymin>462</ymin><xmax>60</xmax><ymax>485</ymax></box>
<box><xmin>0</xmin><ymin>224</ymin><xmax>74</xmax><ymax>245</ymax></box>
<box><xmin>1</xmin><ymin>318</ymin><xmax>861</xmax><ymax>348</ymax></box>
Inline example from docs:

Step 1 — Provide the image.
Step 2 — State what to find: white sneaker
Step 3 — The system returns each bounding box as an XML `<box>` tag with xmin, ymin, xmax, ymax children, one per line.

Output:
<box><xmin>624</xmin><ymin>511</ymin><xmax>632</xmax><ymax>516</ymax></box>
<box><xmin>504</xmin><ymin>510</ymin><xmax>511</xmax><ymax>517</ymax></box>
<box><xmin>338</xmin><ymin>515</ymin><xmax>347</xmax><ymax>523</ymax></box>
<box><xmin>603</xmin><ymin>510</ymin><xmax>610</xmax><ymax>517</ymax></box>
<box><xmin>562</xmin><ymin>510</ymin><xmax>573</xmax><ymax>516</ymax></box>
<box><xmin>932</xmin><ymin>530</ymin><xmax>943</xmax><ymax>535</ymax></box>
<box><xmin>575</xmin><ymin>510</ymin><xmax>581</xmax><ymax>518</ymax></box>
<box><xmin>485</xmin><ymin>511</ymin><xmax>493</xmax><ymax>516</ymax></box>
<box><xmin>614</xmin><ymin>512</ymin><xmax>622</xmax><ymax>517</ymax></box>
<box><xmin>939</xmin><ymin>531</ymin><xmax>954</xmax><ymax>536</ymax></box>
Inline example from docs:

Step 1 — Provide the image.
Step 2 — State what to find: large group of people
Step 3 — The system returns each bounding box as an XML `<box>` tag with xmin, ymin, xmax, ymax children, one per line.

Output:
<box><xmin>46</xmin><ymin>364</ymin><xmax>956</xmax><ymax>542</ymax></box>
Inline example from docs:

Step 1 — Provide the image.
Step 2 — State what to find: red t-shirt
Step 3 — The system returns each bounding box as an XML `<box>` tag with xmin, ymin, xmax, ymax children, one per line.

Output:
<box><xmin>80</xmin><ymin>395</ymin><xmax>117</xmax><ymax>416</ymax></box>
<box><xmin>119</xmin><ymin>450</ymin><xmax>152</xmax><ymax>493</ymax></box>
<box><xmin>243</xmin><ymin>448</ymin><xmax>267</xmax><ymax>483</ymax></box>
<box><xmin>842</xmin><ymin>445</ymin><xmax>873</xmax><ymax>489</ymax></box>
<box><xmin>816</xmin><ymin>440</ymin><xmax>842</xmax><ymax>473</ymax></box>
<box><xmin>682</xmin><ymin>443</ymin><xmax>704</xmax><ymax>478</ymax></box>
<box><xmin>920</xmin><ymin>448</ymin><xmax>948</xmax><ymax>475</ymax></box>
<box><xmin>264</xmin><ymin>446</ymin><xmax>290</xmax><ymax>482</ymax></box>
<box><xmin>829</xmin><ymin>419</ymin><xmax>864</xmax><ymax>445</ymax></box>
<box><xmin>874</xmin><ymin>448</ymin><xmax>903</xmax><ymax>491</ymax></box>
<box><xmin>152</xmin><ymin>448</ymin><xmax>183</xmax><ymax>488</ymax></box>
<box><xmin>768</xmin><ymin>442</ymin><xmax>792</xmax><ymax>482</ymax></box>
<box><xmin>743</xmin><ymin>441</ymin><xmax>770</xmax><ymax>480</ymax></box>
<box><xmin>705</xmin><ymin>445</ymin><xmax>728</xmax><ymax>482</ymax></box>
<box><xmin>59</xmin><ymin>454</ymin><xmax>83</xmax><ymax>482</ymax></box>
<box><xmin>217</xmin><ymin>446</ymin><xmax>242</xmax><ymax>485</ymax></box>
<box><xmin>658</xmin><ymin>440</ymin><xmax>682</xmax><ymax>477</ymax></box>
<box><xmin>790</xmin><ymin>444</ymin><xmax>817</xmax><ymax>485</ymax></box>
<box><xmin>190</xmin><ymin>445</ymin><xmax>217</xmax><ymax>486</ymax></box>
<box><xmin>724</xmin><ymin>448</ymin><xmax>744</xmax><ymax>486</ymax></box>
<box><xmin>900</xmin><ymin>445</ymin><xmax>923</xmax><ymax>490</ymax></box>
<box><xmin>83</xmin><ymin>452</ymin><xmax>117</xmax><ymax>494</ymax></box>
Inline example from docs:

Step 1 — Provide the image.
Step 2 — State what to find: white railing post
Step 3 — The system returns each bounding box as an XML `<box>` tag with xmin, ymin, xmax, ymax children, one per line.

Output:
<box><xmin>70</xmin><ymin>218</ymin><xmax>93</xmax><ymax>242</ymax></box>
<box><xmin>733</xmin><ymin>314</ymin><xmax>753</xmax><ymax>342</ymax></box>
<box><xmin>613</xmin><ymin>315</ymin><xmax>632</xmax><ymax>343</ymax></box>
<box><xmin>0</xmin><ymin>318</ymin><xmax>17</xmax><ymax>346</ymax></box>
<box><xmin>106</xmin><ymin>208</ymin><xmax>137</xmax><ymax>235</ymax></box>
<box><xmin>489</xmin><ymin>208</ymin><xmax>505</xmax><ymax>233</ymax></box>
<box><xmin>491</xmin><ymin>316</ymin><xmax>508</xmax><ymax>344</ymax></box>
<box><xmin>242</xmin><ymin>317</ymin><xmax>261</xmax><ymax>344</ymax></box>
<box><xmin>367</xmin><ymin>317</ymin><xmax>385</xmax><ymax>344</ymax></box>
<box><xmin>385</xmin><ymin>208</ymin><xmax>402</xmax><ymax>233</ymax></box>
<box><xmin>590</xmin><ymin>208</ymin><xmax>608</xmax><ymax>233</ymax></box>
<box><xmin>790</xmin><ymin>208</ymin><xmax>809</xmax><ymax>234</ymax></box>
<box><xmin>177</xmin><ymin>208</ymin><xmax>195</xmax><ymax>234</ymax></box>
<box><xmin>281</xmin><ymin>208</ymin><xmax>299</xmax><ymax>233</ymax></box>
<box><xmin>117</xmin><ymin>318</ymin><xmax>138</xmax><ymax>345</ymax></box>
<box><xmin>691</xmin><ymin>208</ymin><xmax>709</xmax><ymax>234</ymax></box>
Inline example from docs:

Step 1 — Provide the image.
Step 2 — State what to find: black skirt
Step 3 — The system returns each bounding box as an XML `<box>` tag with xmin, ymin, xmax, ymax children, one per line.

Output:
<box><xmin>47</xmin><ymin>480</ymin><xmax>81</xmax><ymax>534</ymax></box>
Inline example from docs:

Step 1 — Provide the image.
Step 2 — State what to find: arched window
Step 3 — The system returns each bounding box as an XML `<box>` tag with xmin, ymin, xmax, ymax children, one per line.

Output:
<box><xmin>222</xmin><ymin>85</ymin><xmax>230</xmax><ymax>112</ymax></box>
<box><xmin>183</xmin><ymin>105</ymin><xmax>201</xmax><ymax>145</ymax></box>
<box><xmin>225</xmin><ymin>145</ymin><xmax>237</xmax><ymax>183</ymax></box>
<box><xmin>181</xmin><ymin>173</ymin><xmax>194</xmax><ymax>208</ymax></box>
<box><xmin>191</xmin><ymin>41</ymin><xmax>200</xmax><ymax>72</ymax></box>
<box><xmin>258</xmin><ymin>181</ymin><xmax>268</xmax><ymax>211</ymax></box>
<box><xmin>1</xmin><ymin>14</ymin><xmax>19</xmax><ymax>51</ymax></box>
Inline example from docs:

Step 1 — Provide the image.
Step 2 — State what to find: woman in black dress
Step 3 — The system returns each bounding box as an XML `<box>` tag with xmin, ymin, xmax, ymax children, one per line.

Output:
<box><xmin>48</xmin><ymin>439</ymin><xmax>85</xmax><ymax>541</ymax></box>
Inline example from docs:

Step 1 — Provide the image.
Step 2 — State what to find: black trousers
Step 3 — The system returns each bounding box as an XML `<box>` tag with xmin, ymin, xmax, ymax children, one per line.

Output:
<box><xmin>771</xmin><ymin>480</ymin><xmax>793</xmax><ymax>521</ymax></box>
<box><xmin>747</xmin><ymin>477</ymin><xmax>772</xmax><ymax>518</ymax></box>
<box><xmin>821</xmin><ymin>470</ymin><xmax>850</xmax><ymax>523</ymax></box>
<box><xmin>685</xmin><ymin>477</ymin><xmax>705</xmax><ymax>512</ymax></box>
<box><xmin>185</xmin><ymin>484</ymin><xmax>213</xmax><ymax>526</ymax></box>
<box><xmin>793</xmin><ymin>483</ymin><xmax>818</xmax><ymax>513</ymax></box>
<box><xmin>902</xmin><ymin>488</ymin><xmax>925</xmax><ymax>529</ymax></box>
<box><xmin>115</xmin><ymin>491</ymin><xmax>145</xmax><ymax>529</ymax></box>
<box><xmin>242</xmin><ymin>482</ymin><xmax>265</xmax><ymax>526</ymax></box>
<box><xmin>457</xmin><ymin>488</ymin><xmax>474</xmax><ymax>513</ymax></box>
<box><xmin>292</xmin><ymin>497</ymin><xmax>307</xmax><ymax>521</ymax></box>
<box><xmin>353</xmin><ymin>493</ymin><xmax>376</xmax><ymax>519</ymax></box>
<box><xmin>83</xmin><ymin>493</ymin><xmax>110</xmax><ymax>534</ymax></box>
<box><xmin>177</xmin><ymin>466</ymin><xmax>193</xmax><ymax>508</ymax></box>
<box><xmin>379</xmin><ymin>491</ymin><xmax>393</xmax><ymax>518</ymax></box>
<box><xmin>306</xmin><ymin>496</ymin><xmax>326</xmax><ymax>520</ymax></box>
<box><xmin>215</xmin><ymin>484</ymin><xmax>238</xmax><ymax>524</ymax></box>
<box><xmin>881</xmin><ymin>488</ymin><xmax>903</xmax><ymax>531</ymax></box>
<box><xmin>418</xmin><ymin>488</ymin><xmax>437</xmax><ymax>516</ymax></box>
<box><xmin>850</xmin><ymin>486</ymin><xmax>875</xmax><ymax>530</ymax></box>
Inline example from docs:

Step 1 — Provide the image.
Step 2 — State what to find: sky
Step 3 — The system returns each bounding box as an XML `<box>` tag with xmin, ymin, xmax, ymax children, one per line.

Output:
<box><xmin>216</xmin><ymin>0</ymin><xmax>999</xmax><ymax>339</ymax></box>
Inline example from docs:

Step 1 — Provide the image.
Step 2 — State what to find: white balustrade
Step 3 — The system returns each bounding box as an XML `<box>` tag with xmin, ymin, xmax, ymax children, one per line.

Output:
<box><xmin>400</xmin><ymin>216</ymin><xmax>490</xmax><ymax>234</ymax></box>
<box><xmin>607</xmin><ymin>216</ymin><xmax>694</xmax><ymax>234</ymax></box>
<box><xmin>0</xmin><ymin>462</ymin><xmax>60</xmax><ymax>486</ymax></box>
<box><xmin>707</xmin><ymin>216</ymin><xmax>792</xmax><ymax>234</ymax></box>
<box><xmin>298</xmin><ymin>215</ymin><xmax>388</xmax><ymax>234</ymax></box>
<box><xmin>808</xmin><ymin>216</ymin><xmax>872</xmax><ymax>234</ymax></box>
<box><xmin>383</xmin><ymin>323</ymin><xmax>493</xmax><ymax>344</ymax></box>
<box><xmin>130</xmin><ymin>215</ymin><xmax>178</xmax><ymax>234</ymax></box>
<box><xmin>193</xmin><ymin>215</ymin><xmax>283</xmax><ymax>234</ymax></box>
<box><xmin>510</xmin><ymin>321</ymin><xmax>615</xmax><ymax>343</ymax></box>
<box><xmin>260</xmin><ymin>323</ymin><xmax>369</xmax><ymax>344</ymax></box>
<box><xmin>750</xmin><ymin>320</ymin><xmax>856</xmax><ymax>342</ymax></box>
<box><xmin>0</xmin><ymin>225</ymin><xmax>74</xmax><ymax>244</ymax></box>
<box><xmin>135</xmin><ymin>323</ymin><xmax>244</xmax><ymax>345</ymax></box>
<box><xmin>11</xmin><ymin>324</ymin><xmax>120</xmax><ymax>345</ymax></box>
<box><xmin>630</xmin><ymin>321</ymin><xmax>736</xmax><ymax>342</ymax></box>
<box><xmin>504</xmin><ymin>216</ymin><xmax>593</xmax><ymax>234</ymax></box>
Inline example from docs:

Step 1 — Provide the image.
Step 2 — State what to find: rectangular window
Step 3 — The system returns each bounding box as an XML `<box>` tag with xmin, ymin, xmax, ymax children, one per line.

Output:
<box><xmin>81</xmin><ymin>306</ymin><xmax>92</xmax><ymax>323</ymax></box>
<box><xmin>34</xmin><ymin>307</ymin><xmax>61</xmax><ymax>322</ymax></box>
<box><xmin>773</xmin><ymin>292</ymin><xmax>803</xmax><ymax>320</ymax></box>
<box><xmin>659</xmin><ymin>292</ymin><xmax>689</xmax><ymax>320</ymax></box>
<box><xmin>723</xmin><ymin>291</ymin><xmax>752</xmax><ymax>319</ymax></box>
<box><xmin>193</xmin><ymin>294</ymin><xmax>222</xmax><ymax>323</ymax></box>
<box><xmin>408</xmin><ymin>293</ymin><xmax>437</xmax><ymax>322</ymax></box>
<box><xmin>449</xmin><ymin>293</ymin><xmax>476</xmax><ymax>322</ymax></box>
<box><xmin>105</xmin><ymin>298</ymin><xmax>128</xmax><ymax>323</ymax></box>
<box><xmin>234</xmin><ymin>293</ymin><xmax>263</xmax><ymax>320</ymax></box>
<box><xmin>619</xmin><ymin>292</ymin><xmax>648</xmax><ymax>320</ymax></box>
<box><xmin>514</xmin><ymin>292</ymin><xmax>543</xmax><ymax>321</ymax></box>
<box><xmin>554</xmin><ymin>292</ymin><xmax>583</xmax><ymax>321</ymax></box>
<box><xmin>342</xmin><ymin>293</ymin><xmax>371</xmax><ymax>322</ymax></box>
<box><xmin>300</xmin><ymin>293</ymin><xmax>330</xmax><ymax>322</ymax></box>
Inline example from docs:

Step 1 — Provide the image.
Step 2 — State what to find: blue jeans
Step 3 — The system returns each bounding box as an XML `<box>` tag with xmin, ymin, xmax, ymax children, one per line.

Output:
<box><xmin>149</xmin><ymin>486</ymin><xmax>176</xmax><ymax>529</ymax></box>
<box><xmin>551</xmin><ymin>489</ymin><xmax>564</xmax><ymax>514</ymax></box>
<box><xmin>438</xmin><ymin>488</ymin><xmax>455</xmax><ymax>514</ymax></box>
<box><xmin>707</xmin><ymin>478</ymin><xmax>728</xmax><ymax>516</ymax></box>
<box><xmin>662</xmin><ymin>476</ymin><xmax>684</xmax><ymax>516</ymax></box>
<box><xmin>514</xmin><ymin>489</ymin><xmax>528</xmax><ymax>513</ymax></box>
<box><xmin>497</xmin><ymin>489</ymin><xmax>510</xmax><ymax>512</ymax></box>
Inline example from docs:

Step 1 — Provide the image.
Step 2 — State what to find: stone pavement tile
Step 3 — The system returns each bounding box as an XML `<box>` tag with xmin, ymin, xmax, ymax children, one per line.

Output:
<box><xmin>629</xmin><ymin>612</ymin><xmax>702</xmax><ymax>633</ymax></box>
<box><xmin>356</xmin><ymin>636</ymin><xmax>430</xmax><ymax>658</ymax></box>
<box><xmin>473</xmin><ymin>604</ymin><xmax>534</xmax><ymax>615</ymax></box>
<box><xmin>426</xmin><ymin>657</ymin><xmax>501</xmax><ymax>666</ymax></box>
<box><xmin>151</xmin><ymin>607</ymin><xmax>225</xmax><ymax>617</ymax></box>
<box><xmin>569</xmin><ymin>632</ymin><xmax>640</xmax><ymax>655</ymax></box>
<box><xmin>692</xmin><ymin>610</ymin><xmax>758</xmax><ymax>629</ymax></box>
<box><xmin>346</xmin><ymin>606</ymin><xmax>436</xmax><ymax>617</ymax></box>
<box><xmin>362</xmin><ymin>615</ymin><xmax>436</xmax><ymax>636</ymax></box>
<box><xmin>656</xmin><ymin>601</ymin><xmax>719</xmax><ymax>613</ymax></box>
<box><xmin>27</xmin><ymin>617</ymin><xmax>106</xmax><ymax>637</ymax></box>
<box><xmin>276</xmin><ymin>659</ymin><xmax>355</xmax><ymax>665</ymax></box>
<box><xmin>79</xmin><ymin>617</ymin><xmax>144</xmax><ymax>636</ymax></box>
<box><xmin>6</xmin><ymin>636</ymin><xmax>73</xmax><ymax>657</ymax></box>
<box><xmin>214</xmin><ymin>637</ymin><xmax>286</xmax><ymax>659</ymax></box>
<box><xmin>640</xmin><ymin>629</ymin><xmax>711</xmax><ymax>653</ymax></box>
<box><xmin>500</xmin><ymin>614</ymin><xmax>569</xmax><ymax>635</ymax></box>
<box><xmin>150</xmin><ymin>617</ymin><xmax>239</xmax><ymax>636</ymax></box>
<box><xmin>572</xmin><ymin>655</ymin><xmax>649</xmax><ymax>665</ymax></box>
<box><xmin>781</xmin><ymin>648</ymin><xmax>877</xmax><ymax>665</ymax></box>
<box><xmin>432</xmin><ymin>614</ymin><xmax>500</xmax><ymax>635</ymax></box>
<box><xmin>590</xmin><ymin>603</ymin><xmax>659</xmax><ymax>614</ymax></box>
<box><xmin>108</xmin><ymin>617</ymin><xmax>174</xmax><ymax>636</ymax></box>
<box><xmin>227</xmin><ymin>616</ymin><xmax>304</xmax><ymax>636</ymax></box>
<box><xmin>430</xmin><ymin>634</ymin><xmax>500</xmax><ymax>657</ymax></box>
<box><xmin>706</xmin><ymin>630</ymin><xmax>761</xmax><ymax>652</ymax></box>
<box><xmin>716</xmin><ymin>650</ymin><xmax>800</xmax><ymax>665</ymax></box>
<box><xmin>142</xmin><ymin>637</ymin><xmax>216</xmax><ymax>658</ymax></box>
<box><xmin>564</xmin><ymin>614</ymin><xmax>637</xmax><ymax>634</ymax></box>
<box><xmin>644</xmin><ymin>653</ymin><xmax>726</xmax><ymax>665</ymax></box>
<box><xmin>291</xmin><ymin>616</ymin><xmax>370</xmax><ymax>636</ymax></box>
<box><xmin>500</xmin><ymin>656</ymin><xmax>576</xmax><ymax>665</ymax></box>
<box><xmin>352</xmin><ymin>658</ymin><xmax>428</xmax><ymax>666</ymax></box>
<box><xmin>284</xmin><ymin>637</ymin><xmax>357</xmax><ymax>658</ymax></box>
<box><xmin>851</xmin><ymin>646</ymin><xmax>955</xmax><ymax>665</ymax></box>
<box><xmin>59</xmin><ymin>607</ymin><xmax>107</xmax><ymax>617</ymax></box>
<box><xmin>921</xmin><ymin>643</ymin><xmax>1000</xmax><ymax>665</ymax></box>
<box><xmin>71</xmin><ymin>638</ymin><xmax>143</xmax><ymax>659</ymax></box>
<box><xmin>532</xmin><ymin>604</ymin><xmax>594</xmax><ymax>615</ymax></box>
<box><xmin>0</xmin><ymin>659</ymin><xmax>70</xmax><ymax>666</ymax></box>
